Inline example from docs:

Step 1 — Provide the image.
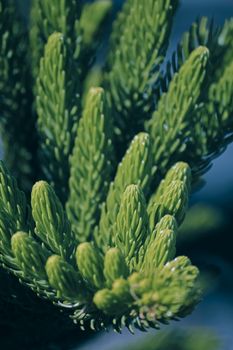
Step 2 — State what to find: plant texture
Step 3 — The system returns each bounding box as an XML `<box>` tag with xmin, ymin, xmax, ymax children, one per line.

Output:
<box><xmin>0</xmin><ymin>0</ymin><xmax>233</xmax><ymax>338</ymax></box>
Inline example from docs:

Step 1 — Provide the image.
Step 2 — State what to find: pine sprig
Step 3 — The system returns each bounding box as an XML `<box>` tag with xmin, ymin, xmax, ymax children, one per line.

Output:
<box><xmin>95</xmin><ymin>132</ymin><xmax>154</xmax><ymax>250</ymax></box>
<box><xmin>66</xmin><ymin>87</ymin><xmax>113</xmax><ymax>243</ymax></box>
<box><xmin>0</xmin><ymin>158</ymin><xmax>199</xmax><ymax>332</ymax></box>
<box><xmin>36</xmin><ymin>32</ymin><xmax>80</xmax><ymax>201</ymax></box>
<box><xmin>0</xmin><ymin>0</ymin><xmax>37</xmax><ymax>190</ymax></box>
<box><xmin>31</xmin><ymin>181</ymin><xmax>75</xmax><ymax>262</ymax></box>
<box><xmin>106</xmin><ymin>0</ymin><xmax>179</xmax><ymax>147</ymax></box>
<box><xmin>30</xmin><ymin>0</ymin><xmax>81</xmax><ymax>79</ymax></box>
<box><xmin>146</xmin><ymin>46</ymin><xmax>209</xmax><ymax>179</ymax></box>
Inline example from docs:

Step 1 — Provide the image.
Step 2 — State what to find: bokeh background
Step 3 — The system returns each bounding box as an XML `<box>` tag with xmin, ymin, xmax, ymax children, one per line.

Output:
<box><xmin>4</xmin><ymin>1</ymin><xmax>233</xmax><ymax>349</ymax></box>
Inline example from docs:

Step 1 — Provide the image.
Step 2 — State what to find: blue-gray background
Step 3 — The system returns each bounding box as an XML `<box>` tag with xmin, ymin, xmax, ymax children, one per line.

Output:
<box><xmin>8</xmin><ymin>1</ymin><xmax>233</xmax><ymax>349</ymax></box>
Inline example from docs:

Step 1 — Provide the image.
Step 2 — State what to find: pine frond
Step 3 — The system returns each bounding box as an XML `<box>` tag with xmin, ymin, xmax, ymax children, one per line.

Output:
<box><xmin>31</xmin><ymin>181</ymin><xmax>75</xmax><ymax>262</ymax></box>
<box><xmin>95</xmin><ymin>133</ymin><xmax>154</xmax><ymax>250</ymax></box>
<box><xmin>66</xmin><ymin>87</ymin><xmax>113</xmax><ymax>243</ymax></box>
<box><xmin>115</xmin><ymin>185</ymin><xmax>149</xmax><ymax>271</ymax></box>
<box><xmin>0</xmin><ymin>0</ymin><xmax>37</xmax><ymax>190</ymax></box>
<box><xmin>46</xmin><ymin>255</ymin><xmax>86</xmax><ymax>300</ymax></box>
<box><xmin>146</xmin><ymin>46</ymin><xmax>209</xmax><ymax>179</ymax></box>
<box><xmin>103</xmin><ymin>248</ymin><xmax>129</xmax><ymax>288</ymax></box>
<box><xmin>36</xmin><ymin>32</ymin><xmax>80</xmax><ymax>201</ymax></box>
<box><xmin>30</xmin><ymin>0</ymin><xmax>81</xmax><ymax>79</ymax></box>
<box><xmin>105</xmin><ymin>0</ymin><xmax>179</xmax><ymax>147</ymax></box>
<box><xmin>157</xmin><ymin>18</ymin><xmax>233</xmax><ymax>176</ymax></box>
<box><xmin>76</xmin><ymin>242</ymin><xmax>104</xmax><ymax>290</ymax></box>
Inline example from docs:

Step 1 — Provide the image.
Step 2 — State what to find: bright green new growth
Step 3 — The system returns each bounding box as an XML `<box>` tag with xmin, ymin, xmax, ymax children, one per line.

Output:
<box><xmin>115</xmin><ymin>185</ymin><xmax>149</xmax><ymax>271</ymax></box>
<box><xmin>0</xmin><ymin>0</ymin><xmax>233</xmax><ymax>336</ymax></box>
<box><xmin>67</xmin><ymin>87</ymin><xmax>113</xmax><ymax>242</ymax></box>
<box><xmin>95</xmin><ymin>132</ymin><xmax>154</xmax><ymax>250</ymax></box>
<box><xmin>31</xmin><ymin>181</ymin><xmax>74</xmax><ymax>261</ymax></box>
<box><xmin>30</xmin><ymin>0</ymin><xmax>81</xmax><ymax>78</ymax></box>
<box><xmin>0</xmin><ymin>0</ymin><xmax>36</xmax><ymax>191</ymax></box>
<box><xmin>146</xmin><ymin>46</ymin><xmax>209</xmax><ymax>178</ymax></box>
<box><xmin>36</xmin><ymin>32</ymin><xmax>80</xmax><ymax>201</ymax></box>
<box><xmin>106</xmin><ymin>0</ymin><xmax>179</xmax><ymax>144</ymax></box>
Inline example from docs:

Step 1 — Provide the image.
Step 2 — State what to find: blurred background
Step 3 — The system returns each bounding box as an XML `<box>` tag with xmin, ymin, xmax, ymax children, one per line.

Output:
<box><xmin>6</xmin><ymin>0</ymin><xmax>233</xmax><ymax>349</ymax></box>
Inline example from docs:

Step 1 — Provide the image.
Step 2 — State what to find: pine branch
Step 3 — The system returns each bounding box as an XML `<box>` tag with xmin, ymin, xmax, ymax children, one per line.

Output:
<box><xmin>146</xmin><ymin>46</ymin><xmax>209</xmax><ymax>180</ymax></box>
<box><xmin>66</xmin><ymin>87</ymin><xmax>113</xmax><ymax>243</ymax></box>
<box><xmin>94</xmin><ymin>133</ymin><xmax>154</xmax><ymax>250</ymax></box>
<box><xmin>0</xmin><ymin>159</ymin><xmax>200</xmax><ymax>332</ymax></box>
<box><xmin>36</xmin><ymin>32</ymin><xmax>81</xmax><ymax>202</ymax></box>
<box><xmin>105</xmin><ymin>0</ymin><xmax>179</xmax><ymax>148</ymax></box>
<box><xmin>115</xmin><ymin>185</ymin><xmax>149</xmax><ymax>271</ymax></box>
<box><xmin>1</xmin><ymin>1</ymin><xmax>233</xmax><ymax>338</ymax></box>
<box><xmin>30</xmin><ymin>0</ymin><xmax>81</xmax><ymax>79</ymax></box>
<box><xmin>0</xmin><ymin>0</ymin><xmax>37</xmax><ymax>191</ymax></box>
<box><xmin>31</xmin><ymin>181</ymin><xmax>75</xmax><ymax>262</ymax></box>
<box><xmin>157</xmin><ymin>18</ymin><xmax>233</xmax><ymax>176</ymax></box>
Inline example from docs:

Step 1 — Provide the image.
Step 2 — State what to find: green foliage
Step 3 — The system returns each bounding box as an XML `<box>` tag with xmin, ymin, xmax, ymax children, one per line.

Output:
<box><xmin>0</xmin><ymin>0</ymin><xmax>233</xmax><ymax>338</ymax></box>
<box><xmin>115</xmin><ymin>185</ymin><xmax>149</xmax><ymax>271</ymax></box>
<box><xmin>157</xmin><ymin>17</ymin><xmax>233</xmax><ymax>174</ymax></box>
<box><xmin>95</xmin><ymin>132</ymin><xmax>154</xmax><ymax>250</ymax></box>
<box><xmin>11</xmin><ymin>231</ymin><xmax>49</xmax><ymax>280</ymax></box>
<box><xmin>76</xmin><ymin>242</ymin><xmax>104</xmax><ymax>290</ymax></box>
<box><xmin>146</xmin><ymin>46</ymin><xmax>209</xmax><ymax>177</ymax></box>
<box><xmin>106</xmin><ymin>0</ymin><xmax>179</xmax><ymax>145</ymax></box>
<box><xmin>30</xmin><ymin>0</ymin><xmax>81</xmax><ymax>79</ymax></box>
<box><xmin>36</xmin><ymin>32</ymin><xmax>80</xmax><ymax>201</ymax></box>
<box><xmin>66</xmin><ymin>87</ymin><xmax>113</xmax><ymax>242</ymax></box>
<box><xmin>103</xmin><ymin>248</ymin><xmax>129</xmax><ymax>288</ymax></box>
<box><xmin>0</xmin><ymin>0</ymin><xmax>36</xmax><ymax>190</ymax></box>
<box><xmin>46</xmin><ymin>255</ymin><xmax>85</xmax><ymax>300</ymax></box>
<box><xmin>31</xmin><ymin>181</ymin><xmax>74</xmax><ymax>261</ymax></box>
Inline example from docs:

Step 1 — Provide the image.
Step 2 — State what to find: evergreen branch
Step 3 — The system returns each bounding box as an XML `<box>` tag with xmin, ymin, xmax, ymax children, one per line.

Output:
<box><xmin>157</xmin><ymin>18</ymin><xmax>233</xmax><ymax>176</ymax></box>
<box><xmin>160</xmin><ymin>17</ymin><xmax>221</xmax><ymax>94</ymax></box>
<box><xmin>30</xmin><ymin>0</ymin><xmax>81</xmax><ymax>79</ymax></box>
<box><xmin>142</xmin><ymin>228</ymin><xmax>176</xmax><ymax>270</ymax></box>
<box><xmin>36</xmin><ymin>32</ymin><xmax>80</xmax><ymax>201</ymax></box>
<box><xmin>0</xmin><ymin>0</ymin><xmax>37</xmax><ymax>190</ymax></box>
<box><xmin>115</xmin><ymin>185</ymin><xmax>149</xmax><ymax>271</ymax></box>
<box><xmin>103</xmin><ymin>248</ymin><xmax>129</xmax><ymax>288</ymax></box>
<box><xmin>76</xmin><ymin>242</ymin><xmax>104</xmax><ymax>290</ymax></box>
<box><xmin>31</xmin><ymin>181</ymin><xmax>75</xmax><ymax>262</ymax></box>
<box><xmin>0</xmin><ymin>162</ymin><xmax>28</xmax><ymax>229</ymax></box>
<box><xmin>192</xmin><ymin>59</ymin><xmax>233</xmax><ymax>172</ymax></box>
<box><xmin>146</xmin><ymin>46</ymin><xmax>209</xmax><ymax>179</ymax></box>
<box><xmin>0</xmin><ymin>158</ymin><xmax>200</xmax><ymax>332</ymax></box>
<box><xmin>131</xmin><ymin>256</ymin><xmax>200</xmax><ymax>322</ymax></box>
<box><xmin>11</xmin><ymin>231</ymin><xmax>50</xmax><ymax>281</ymax></box>
<box><xmin>94</xmin><ymin>133</ymin><xmax>154</xmax><ymax>250</ymax></box>
<box><xmin>46</xmin><ymin>255</ymin><xmax>86</xmax><ymax>301</ymax></box>
<box><xmin>66</xmin><ymin>87</ymin><xmax>113</xmax><ymax>243</ymax></box>
<box><xmin>105</xmin><ymin>0</ymin><xmax>179</xmax><ymax>147</ymax></box>
<box><xmin>1</xmin><ymin>1</ymin><xmax>233</xmax><ymax>337</ymax></box>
